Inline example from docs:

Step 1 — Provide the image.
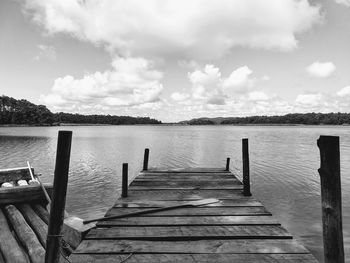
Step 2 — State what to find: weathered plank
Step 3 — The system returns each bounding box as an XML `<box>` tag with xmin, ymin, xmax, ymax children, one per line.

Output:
<box><xmin>70</xmin><ymin>253</ymin><xmax>319</xmax><ymax>263</ymax></box>
<box><xmin>32</xmin><ymin>204</ymin><xmax>49</xmax><ymax>224</ymax></box>
<box><xmin>138</xmin><ymin>173</ymin><xmax>236</xmax><ymax>178</ymax></box>
<box><xmin>86</xmin><ymin>225</ymin><xmax>292</xmax><ymax>240</ymax></box>
<box><xmin>4</xmin><ymin>205</ymin><xmax>45</xmax><ymax>263</ymax></box>
<box><xmin>72</xmin><ymin>167</ymin><xmax>318</xmax><ymax>263</ymax></box>
<box><xmin>0</xmin><ymin>209</ymin><xmax>28</xmax><ymax>263</ymax></box>
<box><xmin>125</xmin><ymin>189</ymin><xmax>245</xmax><ymax>201</ymax></box>
<box><xmin>97</xmin><ymin>215</ymin><xmax>280</xmax><ymax>226</ymax></box>
<box><xmin>74</xmin><ymin>239</ymin><xmax>309</xmax><ymax>254</ymax></box>
<box><xmin>113</xmin><ymin>199</ymin><xmax>264</xmax><ymax>208</ymax></box>
<box><xmin>0</xmin><ymin>184</ymin><xmax>53</xmax><ymax>204</ymax></box>
<box><xmin>106</xmin><ymin>206</ymin><xmax>271</xmax><ymax>217</ymax></box>
<box><xmin>130</xmin><ymin>180</ymin><xmax>242</xmax><ymax>190</ymax></box>
<box><xmin>146</xmin><ymin>168</ymin><xmax>228</xmax><ymax>173</ymax></box>
<box><xmin>17</xmin><ymin>204</ymin><xmax>48</xmax><ymax>247</ymax></box>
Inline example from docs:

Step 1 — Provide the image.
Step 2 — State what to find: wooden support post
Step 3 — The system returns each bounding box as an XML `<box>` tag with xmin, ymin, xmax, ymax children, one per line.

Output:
<box><xmin>45</xmin><ymin>131</ymin><xmax>72</xmax><ymax>263</ymax></box>
<box><xmin>143</xmin><ymin>148</ymin><xmax>149</xmax><ymax>171</ymax></box>
<box><xmin>226</xmin><ymin>158</ymin><xmax>230</xmax><ymax>171</ymax></box>
<box><xmin>121</xmin><ymin>163</ymin><xmax>128</xmax><ymax>198</ymax></box>
<box><xmin>317</xmin><ymin>135</ymin><xmax>344</xmax><ymax>263</ymax></box>
<box><xmin>242</xmin><ymin>138</ymin><xmax>251</xmax><ymax>196</ymax></box>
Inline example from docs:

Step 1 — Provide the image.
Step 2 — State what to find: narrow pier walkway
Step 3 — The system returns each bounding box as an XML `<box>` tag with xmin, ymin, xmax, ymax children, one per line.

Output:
<box><xmin>71</xmin><ymin>168</ymin><xmax>319</xmax><ymax>262</ymax></box>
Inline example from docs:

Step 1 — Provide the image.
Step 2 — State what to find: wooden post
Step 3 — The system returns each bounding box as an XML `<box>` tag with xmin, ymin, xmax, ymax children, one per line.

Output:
<box><xmin>121</xmin><ymin>163</ymin><xmax>128</xmax><ymax>198</ymax></box>
<box><xmin>242</xmin><ymin>138</ymin><xmax>251</xmax><ymax>196</ymax></box>
<box><xmin>143</xmin><ymin>148</ymin><xmax>149</xmax><ymax>171</ymax></box>
<box><xmin>317</xmin><ymin>135</ymin><xmax>344</xmax><ymax>263</ymax></box>
<box><xmin>226</xmin><ymin>158</ymin><xmax>230</xmax><ymax>171</ymax></box>
<box><xmin>45</xmin><ymin>131</ymin><xmax>72</xmax><ymax>263</ymax></box>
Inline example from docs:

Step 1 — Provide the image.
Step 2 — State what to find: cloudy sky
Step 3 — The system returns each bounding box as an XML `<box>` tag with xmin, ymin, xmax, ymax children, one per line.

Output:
<box><xmin>1</xmin><ymin>0</ymin><xmax>350</xmax><ymax>121</ymax></box>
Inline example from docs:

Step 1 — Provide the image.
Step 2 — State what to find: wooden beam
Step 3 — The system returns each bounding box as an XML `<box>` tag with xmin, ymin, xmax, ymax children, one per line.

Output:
<box><xmin>45</xmin><ymin>130</ymin><xmax>72</xmax><ymax>263</ymax></box>
<box><xmin>121</xmin><ymin>163</ymin><xmax>128</xmax><ymax>198</ymax></box>
<box><xmin>70</xmin><ymin>253</ymin><xmax>319</xmax><ymax>263</ymax></box>
<box><xmin>143</xmin><ymin>148</ymin><xmax>149</xmax><ymax>171</ymax></box>
<box><xmin>74</xmin><ymin>239</ymin><xmax>309</xmax><ymax>254</ymax></box>
<box><xmin>317</xmin><ymin>135</ymin><xmax>344</xmax><ymax>263</ymax></box>
<box><xmin>0</xmin><ymin>208</ymin><xmax>28</xmax><ymax>263</ymax></box>
<box><xmin>0</xmin><ymin>184</ymin><xmax>53</xmax><ymax>205</ymax></box>
<box><xmin>4</xmin><ymin>205</ymin><xmax>45</xmax><ymax>263</ymax></box>
<box><xmin>242</xmin><ymin>138</ymin><xmax>252</xmax><ymax>196</ymax></box>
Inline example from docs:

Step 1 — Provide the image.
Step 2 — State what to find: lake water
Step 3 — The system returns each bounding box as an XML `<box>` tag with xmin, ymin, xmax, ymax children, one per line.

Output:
<box><xmin>0</xmin><ymin>125</ymin><xmax>349</xmax><ymax>262</ymax></box>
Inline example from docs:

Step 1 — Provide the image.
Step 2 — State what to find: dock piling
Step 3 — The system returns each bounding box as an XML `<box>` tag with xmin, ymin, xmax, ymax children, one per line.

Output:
<box><xmin>45</xmin><ymin>131</ymin><xmax>72</xmax><ymax>263</ymax></box>
<box><xmin>317</xmin><ymin>135</ymin><xmax>344</xmax><ymax>263</ymax></box>
<box><xmin>143</xmin><ymin>148</ymin><xmax>149</xmax><ymax>171</ymax></box>
<box><xmin>121</xmin><ymin>163</ymin><xmax>128</xmax><ymax>198</ymax></box>
<box><xmin>242</xmin><ymin>138</ymin><xmax>251</xmax><ymax>196</ymax></box>
<box><xmin>226</xmin><ymin>158</ymin><xmax>230</xmax><ymax>171</ymax></box>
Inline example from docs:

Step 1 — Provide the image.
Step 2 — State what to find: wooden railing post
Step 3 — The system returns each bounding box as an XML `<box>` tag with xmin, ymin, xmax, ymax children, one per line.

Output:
<box><xmin>226</xmin><ymin>158</ymin><xmax>230</xmax><ymax>171</ymax></box>
<box><xmin>45</xmin><ymin>131</ymin><xmax>72</xmax><ymax>263</ymax></box>
<box><xmin>143</xmin><ymin>148</ymin><xmax>149</xmax><ymax>171</ymax></box>
<box><xmin>317</xmin><ymin>135</ymin><xmax>344</xmax><ymax>263</ymax></box>
<box><xmin>121</xmin><ymin>163</ymin><xmax>128</xmax><ymax>198</ymax></box>
<box><xmin>242</xmin><ymin>138</ymin><xmax>251</xmax><ymax>196</ymax></box>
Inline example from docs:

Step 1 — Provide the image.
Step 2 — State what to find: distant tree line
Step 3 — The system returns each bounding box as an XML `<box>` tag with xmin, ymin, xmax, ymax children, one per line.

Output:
<box><xmin>183</xmin><ymin>113</ymin><xmax>350</xmax><ymax>125</ymax></box>
<box><xmin>0</xmin><ymin>95</ymin><xmax>161</xmax><ymax>125</ymax></box>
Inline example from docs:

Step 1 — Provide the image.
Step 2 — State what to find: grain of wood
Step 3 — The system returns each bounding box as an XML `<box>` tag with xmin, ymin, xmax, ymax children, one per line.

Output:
<box><xmin>97</xmin><ymin>215</ymin><xmax>280</xmax><ymax>227</ymax></box>
<box><xmin>106</xmin><ymin>206</ymin><xmax>271</xmax><ymax>217</ymax></box>
<box><xmin>0</xmin><ymin>209</ymin><xmax>29</xmax><ymax>263</ymax></box>
<box><xmin>86</xmin><ymin>225</ymin><xmax>292</xmax><ymax>240</ymax></box>
<box><xmin>75</xmin><ymin>239</ymin><xmax>309</xmax><ymax>254</ymax></box>
<box><xmin>17</xmin><ymin>204</ymin><xmax>48</xmax><ymax>247</ymax></box>
<box><xmin>70</xmin><ymin>253</ymin><xmax>319</xmax><ymax>263</ymax></box>
<box><xmin>113</xmin><ymin>199</ymin><xmax>264</xmax><ymax>208</ymax></box>
<box><xmin>4</xmin><ymin>205</ymin><xmax>45</xmax><ymax>263</ymax></box>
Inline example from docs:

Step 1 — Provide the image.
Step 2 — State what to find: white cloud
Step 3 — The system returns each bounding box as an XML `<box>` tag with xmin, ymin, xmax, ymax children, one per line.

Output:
<box><xmin>187</xmin><ymin>64</ymin><xmax>256</xmax><ymax>105</ymax></box>
<box><xmin>188</xmin><ymin>65</ymin><xmax>225</xmax><ymax>104</ymax></box>
<box><xmin>337</xmin><ymin>86</ymin><xmax>350</xmax><ymax>96</ymax></box>
<box><xmin>34</xmin><ymin>44</ymin><xmax>56</xmax><ymax>60</ymax></box>
<box><xmin>306</xmin><ymin>61</ymin><xmax>336</xmax><ymax>78</ymax></box>
<box><xmin>23</xmin><ymin>0</ymin><xmax>322</xmax><ymax>59</ymax></box>
<box><xmin>40</xmin><ymin>57</ymin><xmax>163</xmax><ymax>112</ymax></box>
<box><xmin>334</xmin><ymin>0</ymin><xmax>350</xmax><ymax>7</ymax></box>
<box><xmin>223</xmin><ymin>66</ymin><xmax>254</xmax><ymax>93</ymax></box>
<box><xmin>171</xmin><ymin>92</ymin><xmax>191</xmax><ymax>102</ymax></box>
<box><xmin>247</xmin><ymin>91</ymin><xmax>269</xmax><ymax>101</ymax></box>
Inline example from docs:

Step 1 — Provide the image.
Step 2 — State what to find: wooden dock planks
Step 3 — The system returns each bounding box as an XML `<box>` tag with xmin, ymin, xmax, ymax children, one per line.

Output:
<box><xmin>71</xmin><ymin>168</ymin><xmax>319</xmax><ymax>263</ymax></box>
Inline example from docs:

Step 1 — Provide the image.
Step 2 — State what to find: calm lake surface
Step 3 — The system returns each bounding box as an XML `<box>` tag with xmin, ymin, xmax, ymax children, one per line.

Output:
<box><xmin>1</xmin><ymin>125</ymin><xmax>349</xmax><ymax>262</ymax></box>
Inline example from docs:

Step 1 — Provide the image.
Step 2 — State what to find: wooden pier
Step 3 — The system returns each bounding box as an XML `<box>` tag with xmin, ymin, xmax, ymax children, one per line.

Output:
<box><xmin>71</xmin><ymin>166</ymin><xmax>319</xmax><ymax>262</ymax></box>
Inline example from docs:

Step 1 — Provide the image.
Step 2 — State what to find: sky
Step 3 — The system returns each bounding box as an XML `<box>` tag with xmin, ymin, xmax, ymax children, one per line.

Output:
<box><xmin>1</xmin><ymin>0</ymin><xmax>350</xmax><ymax>122</ymax></box>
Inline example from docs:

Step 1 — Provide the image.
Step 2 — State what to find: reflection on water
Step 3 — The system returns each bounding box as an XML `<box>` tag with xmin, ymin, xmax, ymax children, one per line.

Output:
<box><xmin>1</xmin><ymin>125</ymin><xmax>350</xmax><ymax>262</ymax></box>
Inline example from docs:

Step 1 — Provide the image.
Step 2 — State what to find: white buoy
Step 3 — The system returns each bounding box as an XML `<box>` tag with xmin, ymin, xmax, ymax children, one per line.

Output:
<box><xmin>1</xmin><ymin>182</ymin><xmax>14</xmax><ymax>187</ymax></box>
<box><xmin>28</xmin><ymin>179</ymin><xmax>39</xmax><ymax>185</ymax></box>
<box><xmin>17</xmin><ymin>180</ymin><xmax>28</xmax><ymax>186</ymax></box>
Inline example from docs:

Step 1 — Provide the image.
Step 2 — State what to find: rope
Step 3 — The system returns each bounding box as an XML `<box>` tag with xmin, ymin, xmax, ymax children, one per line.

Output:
<box><xmin>46</xmin><ymin>234</ymin><xmax>72</xmax><ymax>262</ymax></box>
<box><xmin>119</xmin><ymin>253</ymin><xmax>133</xmax><ymax>263</ymax></box>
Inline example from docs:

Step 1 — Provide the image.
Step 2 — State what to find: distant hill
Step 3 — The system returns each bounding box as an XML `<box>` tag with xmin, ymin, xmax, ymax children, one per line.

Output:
<box><xmin>180</xmin><ymin>113</ymin><xmax>350</xmax><ymax>125</ymax></box>
<box><xmin>0</xmin><ymin>95</ymin><xmax>162</xmax><ymax>125</ymax></box>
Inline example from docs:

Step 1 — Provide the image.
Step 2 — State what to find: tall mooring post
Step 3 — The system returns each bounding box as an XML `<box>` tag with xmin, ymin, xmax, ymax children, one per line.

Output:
<box><xmin>143</xmin><ymin>148</ymin><xmax>149</xmax><ymax>171</ymax></box>
<box><xmin>242</xmin><ymin>138</ymin><xmax>251</xmax><ymax>196</ymax></box>
<box><xmin>226</xmin><ymin>158</ymin><xmax>230</xmax><ymax>171</ymax></box>
<box><xmin>121</xmin><ymin>163</ymin><xmax>128</xmax><ymax>198</ymax></box>
<box><xmin>45</xmin><ymin>131</ymin><xmax>72</xmax><ymax>263</ymax></box>
<box><xmin>317</xmin><ymin>135</ymin><xmax>344</xmax><ymax>263</ymax></box>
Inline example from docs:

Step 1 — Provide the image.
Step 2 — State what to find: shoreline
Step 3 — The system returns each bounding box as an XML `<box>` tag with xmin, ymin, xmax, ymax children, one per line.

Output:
<box><xmin>1</xmin><ymin>123</ymin><xmax>350</xmax><ymax>127</ymax></box>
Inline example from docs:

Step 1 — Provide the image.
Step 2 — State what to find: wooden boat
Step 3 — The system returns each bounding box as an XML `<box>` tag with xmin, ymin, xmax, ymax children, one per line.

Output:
<box><xmin>0</xmin><ymin>166</ymin><xmax>92</xmax><ymax>263</ymax></box>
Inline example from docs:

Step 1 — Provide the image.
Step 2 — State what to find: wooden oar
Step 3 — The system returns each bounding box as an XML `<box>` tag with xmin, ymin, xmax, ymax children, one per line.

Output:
<box><xmin>83</xmin><ymin>198</ymin><xmax>220</xmax><ymax>224</ymax></box>
<box><xmin>27</xmin><ymin>161</ymin><xmax>51</xmax><ymax>212</ymax></box>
